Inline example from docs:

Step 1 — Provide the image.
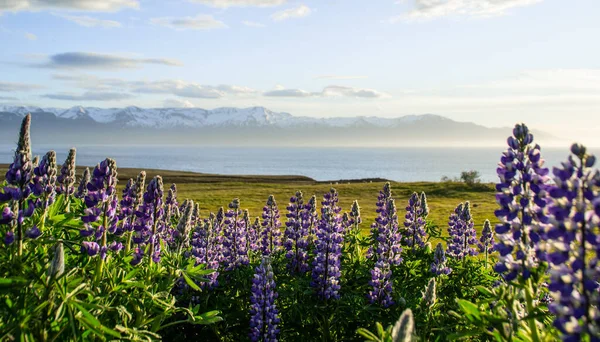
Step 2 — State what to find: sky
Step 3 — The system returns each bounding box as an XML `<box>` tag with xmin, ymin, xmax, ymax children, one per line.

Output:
<box><xmin>1</xmin><ymin>0</ymin><xmax>599</xmax><ymax>146</ymax></box>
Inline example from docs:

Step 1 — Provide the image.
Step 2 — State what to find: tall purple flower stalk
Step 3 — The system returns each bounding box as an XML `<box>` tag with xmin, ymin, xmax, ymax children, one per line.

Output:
<box><xmin>1</xmin><ymin>115</ymin><xmax>35</xmax><ymax>255</ymax></box>
<box><xmin>244</xmin><ymin>209</ymin><xmax>259</xmax><ymax>255</ymax></box>
<box><xmin>430</xmin><ymin>243</ymin><xmax>452</xmax><ymax>276</ymax></box>
<box><xmin>304</xmin><ymin>195</ymin><xmax>318</xmax><ymax>243</ymax></box>
<box><xmin>545</xmin><ymin>144</ymin><xmax>600</xmax><ymax>340</ymax></box>
<box><xmin>259</xmin><ymin>195</ymin><xmax>282</xmax><ymax>256</ymax></box>
<box><xmin>447</xmin><ymin>202</ymin><xmax>478</xmax><ymax>260</ymax></box>
<box><xmin>165</xmin><ymin>183</ymin><xmax>179</xmax><ymax>223</ymax></box>
<box><xmin>478</xmin><ymin>219</ymin><xmax>495</xmax><ymax>268</ymax></box>
<box><xmin>191</xmin><ymin>212</ymin><xmax>222</xmax><ymax>289</ymax></box>
<box><xmin>121</xmin><ymin>171</ymin><xmax>145</xmax><ymax>253</ymax></box>
<box><xmin>311</xmin><ymin>188</ymin><xmax>343</xmax><ymax>300</ymax></box>
<box><xmin>493</xmin><ymin>123</ymin><xmax>551</xmax><ymax>282</ymax></box>
<box><xmin>80</xmin><ymin>159</ymin><xmax>120</xmax><ymax>261</ymax></box>
<box><xmin>249</xmin><ymin>257</ymin><xmax>280</xmax><ymax>342</ymax></box>
<box><xmin>403</xmin><ymin>192</ymin><xmax>427</xmax><ymax>251</ymax></box>
<box><xmin>56</xmin><ymin>148</ymin><xmax>76</xmax><ymax>212</ymax></box>
<box><xmin>368</xmin><ymin>194</ymin><xmax>402</xmax><ymax>307</ymax></box>
<box><xmin>75</xmin><ymin>167</ymin><xmax>90</xmax><ymax>199</ymax></box>
<box><xmin>131</xmin><ymin>176</ymin><xmax>165</xmax><ymax>265</ymax></box>
<box><xmin>284</xmin><ymin>191</ymin><xmax>310</xmax><ymax>274</ymax></box>
<box><xmin>222</xmin><ymin>198</ymin><xmax>249</xmax><ymax>271</ymax></box>
<box><xmin>31</xmin><ymin>151</ymin><xmax>57</xmax><ymax>216</ymax></box>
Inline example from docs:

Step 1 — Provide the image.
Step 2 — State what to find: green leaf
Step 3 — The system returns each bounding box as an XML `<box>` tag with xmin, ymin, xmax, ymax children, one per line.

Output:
<box><xmin>356</xmin><ymin>328</ymin><xmax>380</xmax><ymax>341</ymax></box>
<box><xmin>72</xmin><ymin>302</ymin><xmax>121</xmax><ymax>339</ymax></box>
<box><xmin>457</xmin><ymin>299</ymin><xmax>481</xmax><ymax>320</ymax></box>
<box><xmin>0</xmin><ymin>278</ymin><xmax>28</xmax><ymax>288</ymax></box>
<box><xmin>182</xmin><ymin>272</ymin><xmax>202</xmax><ymax>292</ymax></box>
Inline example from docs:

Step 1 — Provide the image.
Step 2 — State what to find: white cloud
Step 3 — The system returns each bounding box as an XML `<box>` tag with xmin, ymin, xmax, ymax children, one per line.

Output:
<box><xmin>130</xmin><ymin>80</ymin><xmax>257</xmax><ymax>99</ymax></box>
<box><xmin>42</xmin><ymin>91</ymin><xmax>133</xmax><ymax>101</ymax></box>
<box><xmin>0</xmin><ymin>0</ymin><xmax>139</xmax><ymax>13</ymax></box>
<box><xmin>24</xmin><ymin>32</ymin><xmax>37</xmax><ymax>40</ymax></box>
<box><xmin>150</xmin><ymin>14</ymin><xmax>227</xmax><ymax>30</ymax></box>
<box><xmin>264</xmin><ymin>85</ymin><xmax>386</xmax><ymax>98</ymax></box>
<box><xmin>55</xmin><ymin>14</ymin><xmax>122</xmax><ymax>27</ymax></box>
<box><xmin>242</xmin><ymin>20</ymin><xmax>266</xmax><ymax>27</ymax></box>
<box><xmin>164</xmin><ymin>98</ymin><xmax>196</xmax><ymax>108</ymax></box>
<box><xmin>189</xmin><ymin>0</ymin><xmax>286</xmax><ymax>8</ymax></box>
<box><xmin>315</xmin><ymin>75</ymin><xmax>368</xmax><ymax>80</ymax></box>
<box><xmin>393</xmin><ymin>0</ymin><xmax>543</xmax><ymax>21</ymax></box>
<box><xmin>35</xmin><ymin>52</ymin><xmax>182</xmax><ymax>69</ymax></box>
<box><xmin>271</xmin><ymin>4</ymin><xmax>311</xmax><ymax>21</ymax></box>
<box><xmin>0</xmin><ymin>81</ymin><xmax>43</xmax><ymax>92</ymax></box>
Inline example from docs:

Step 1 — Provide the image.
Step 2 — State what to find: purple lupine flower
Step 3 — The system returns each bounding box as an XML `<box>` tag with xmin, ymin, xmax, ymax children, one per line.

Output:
<box><xmin>368</xmin><ymin>259</ymin><xmax>394</xmax><ymax>307</ymax></box>
<box><xmin>80</xmin><ymin>158</ymin><xmax>118</xmax><ymax>260</ymax></box>
<box><xmin>191</xmin><ymin>212</ymin><xmax>222</xmax><ymax>289</ymax></box>
<box><xmin>31</xmin><ymin>150</ymin><xmax>57</xmax><ymax>211</ymax></box>
<box><xmin>493</xmin><ymin>123</ymin><xmax>551</xmax><ymax>282</ymax></box>
<box><xmin>132</xmin><ymin>176</ymin><xmax>165</xmax><ymax>265</ymax></box>
<box><xmin>173</xmin><ymin>199</ymin><xmax>194</xmax><ymax>251</ymax></box>
<box><xmin>122</xmin><ymin>172</ymin><xmax>145</xmax><ymax>252</ymax></box>
<box><xmin>284</xmin><ymin>191</ymin><xmax>310</xmax><ymax>274</ymax></box>
<box><xmin>478</xmin><ymin>219</ymin><xmax>495</xmax><ymax>269</ymax></box>
<box><xmin>222</xmin><ymin>198</ymin><xmax>249</xmax><ymax>271</ymax></box>
<box><xmin>420</xmin><ymin>191</ymin><xmax>429</xmax><ymax>218</ymax></box>
<box><xmin>258</xmin><ymin>195</ymin><xmax>282</xmax><ymax>256</ymax></box>
<box><xmin>545</xmin><ymin>144</ymin><xmax>600</xmax><ymax>340</ymax></box>
<box><xmin>25</xmin><ymin>225</ymin><xmax>41</xmax><ymax>239</ymax></box>
<box><xmin>165</xmin><ymin>183</ymin><xmax>179</xmax><ymax>223</ymax></box>
<box><xmin>403</xmin><ymin>192</ymin><xmax>427</xmax><ymax>250</ymax></box>
<box><xmin>446</xmin><ymin>202</ymin><xmax>478</xmax><ymax>260</ymax></box>
<box><xmin>249</xmin><ymin>257</ymin><xmax>280</xmax><ymax>342</ymax></box>
<box><xmin>367</xmin><ymin>183</ymin><xmax>403</xmax><ymax>307</ymax></box>
<box><xmin>56</xmin><ymin>148</ymin><xmax>76</xmax><ymax>197</ymax></box>
<box><xmin>243</xmin><ymin>209</ymin><xmax>259</xmax><ymax>255</ymax></box>
<box><xmin>430</xmin><ymin>243</ymin><xmax>452</xmax><ymax>276</ymax></box>
<box><xmin>311</xmin><ymin>188</ymin><xmax>344</xmax><ymax>300</ymax></box>
<box><xmin>304</xmin><ymin>194</ymin><xmax>319</xmax><ymax>243</ymax></box>
<box><xmin>75</xmin><ymin>167</ymin><xmax>91</xmax><ymax>199</ymax></box>
<box><xmin>3</xmin><ymin>114</ymin><xmax>33</xmax><ymax>202</ymax></box>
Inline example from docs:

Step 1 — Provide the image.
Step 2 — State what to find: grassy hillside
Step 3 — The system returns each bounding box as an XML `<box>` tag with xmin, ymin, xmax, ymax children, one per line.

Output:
<box><xmin>1</xmin><ymin>163</ymin><xmax>498</xmax><ymax>235</ymax></box>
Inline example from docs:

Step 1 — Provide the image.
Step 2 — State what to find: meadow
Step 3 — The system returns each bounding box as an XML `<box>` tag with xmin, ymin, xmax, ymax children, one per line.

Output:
<box><xmin>0</xmin><ymin>115</ymin><xmax>598</xmax><ymax>342</ymax></box>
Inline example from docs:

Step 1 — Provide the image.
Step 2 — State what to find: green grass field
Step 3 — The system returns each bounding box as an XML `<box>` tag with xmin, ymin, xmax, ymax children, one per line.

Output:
<box><xmin>0</xmin><ymin>164</ymin><xmax>499</xmax><ymax>236</ymax></box>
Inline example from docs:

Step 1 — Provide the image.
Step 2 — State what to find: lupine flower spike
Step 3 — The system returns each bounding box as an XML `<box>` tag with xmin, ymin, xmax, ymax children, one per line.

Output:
<box><xmin>403</xmin><ymin>192</ymin><xmax>427</xmax><ymax>251</ymax></box>
<box><xmin>249</xmin><ymin>257</ymin><xmax>280</xmax><ymax>342</ymax></box>
<box><xmin>259</xmin><ymin>195</ymin><xmax>282</xmax><ymax>256</ymax></box>
<box><xmin>57</xmin><ymin>148</ymin><xmax>76</xmax><ymax>212</ymax></box>
<box><xmin>311</xmin><ymin>188</ymin><xmax>343</xmax><ymax>300</ymax></box>
<box><xmin>222</xmin><ymin>198</ymin><xmax>249</xmax><ymax>271</ymax></box>
<box><xmin>31</xmin><ymin>151</ymin><xmax>57</xmax><ymax>229</ymax></box>
<box><xmin>494</xmin><ymin>123</ymin><xmax>550</xmax><ymax>282</ymax></box>
<box><xmin>75</xmin><ymin>167</ymin><xmax>90</xmax><ymax>199</ymax></box>
<box><xmin>430</xmin><ymin>243</ymin><xmax>452</xmax><ymax>276</ymax></box>
<box><xmin>284</xmin><ymin>191</ymin><xmax>310</xmax><ymax>274</ymax></box>
<box><xmin>545</xmin><ymin>143</ymin><xmax>600</xmax><ymax>341</ymax></box>
<box><xmin>447</xmin><ymin>202</ymin><xmax>478</xmax><ymax>260</ymax></box>
<box><xmin>391</xmin><ymin>309</ymin><xmax>415</xmax><ymax>342</ymax></box>
<box><xmin>477</xmin><ymin>219</ymin><xmax>495</xmax><ymax>268</ymax></box>
<box><xmin>2</xmin><ymin>114</ymin><xmax>34</xmax><ymax>255</ymax></box>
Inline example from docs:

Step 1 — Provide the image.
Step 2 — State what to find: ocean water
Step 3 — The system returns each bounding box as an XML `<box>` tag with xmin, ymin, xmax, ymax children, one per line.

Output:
<box><xmin>0</xmin><ymin>144</ymin><xmax>579</xmax><ymax>182</ymax></box>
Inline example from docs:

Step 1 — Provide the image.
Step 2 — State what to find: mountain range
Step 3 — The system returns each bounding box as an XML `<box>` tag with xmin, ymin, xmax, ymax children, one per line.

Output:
<box><xmin>0</xmin><ymin>105</ymin><xmax>553</xmax><ymax>146</ymax></box>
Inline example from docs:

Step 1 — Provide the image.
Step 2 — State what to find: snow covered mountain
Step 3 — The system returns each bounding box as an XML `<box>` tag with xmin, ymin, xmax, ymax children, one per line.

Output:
<box><xmin>0</xmin><ymin>105</ymin><xmax>450</xmax><ymax>129</ymax></box>
<box><xmin>0</xmin><ymin>105</ymin><xmax>551</xmax><ymax>146</ymax></box>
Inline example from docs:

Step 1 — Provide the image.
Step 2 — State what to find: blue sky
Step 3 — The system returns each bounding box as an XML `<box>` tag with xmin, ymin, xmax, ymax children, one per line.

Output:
<box><xmin>1</xmin><ymin>0</ymin><xmax>599</xmax><ymax>145</ymax></box>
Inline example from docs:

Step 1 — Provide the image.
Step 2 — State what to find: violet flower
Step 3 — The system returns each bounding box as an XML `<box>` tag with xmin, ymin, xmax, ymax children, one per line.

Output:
<box><xmin>493</xmin><ymin>123</ymin><xmax>551</xmax><ymax>282</ymax></box>
<box><xmin>80</xmin><ymin>158</ymin><xmax>119</xmax><ymax>260</ymax></box>
<box><xmin>249</xmin><ymin>257</ymin><xmax>280</xmax><ymax>342</ymax></box>
<box><xmin>403</xmin><ymin>192</ymin><xmax>427</xmax><ymax>251</ymax></box>
<box><xmin>31</xmin><ymin>150</ymin><xmax>57</xmax><ymax>212</ymax></box>
<box><xmin>75</xmin><ymin>167</ymin><xmax>90</xmax><ymax>199</ymax></box>
<box><xmin>191</xmin><ymin>213</ymin><xmax>222</xmax><ymax>289</ymax></box>
<box><xmin>430</xmin><ymin>243</ymin><xmax>452</xmax><ymax>276</ymax></box>
<box><xmin>56</xmin><ymin>148</ymin><xmax>76</xmax><ymax>197</ymax></box>
<box><xmin>545</xmin><ymin>144</ymin><xmax>600</xmax><ymax>340</ymax></box>
<box><xmin>311</xmin><ymin>188</ymin><xmax>343</xmax><ymax>300</ymax></box>
<box><xmin>446</xmin><ymin>202</ymin><xmax>478</xmax><ymax>260</ymax></box>
<box><xmin>222</xmin><ymin>198</ymin><xmax>249</xmax><ymax>271</ymax></box>
<box><xmin>132</xmin><ymin>175</ymin><xmax>165</xmax><ymax>265</ymax></box>
<box><xmin>284</xmin><ymin>191</ymin><xmax>310</xmax><ymax>274</ymax></box>
<box><xmin>259</xmin><ymin>195</ymin><xmax>282</xmax><ymax>256</ymax></box>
